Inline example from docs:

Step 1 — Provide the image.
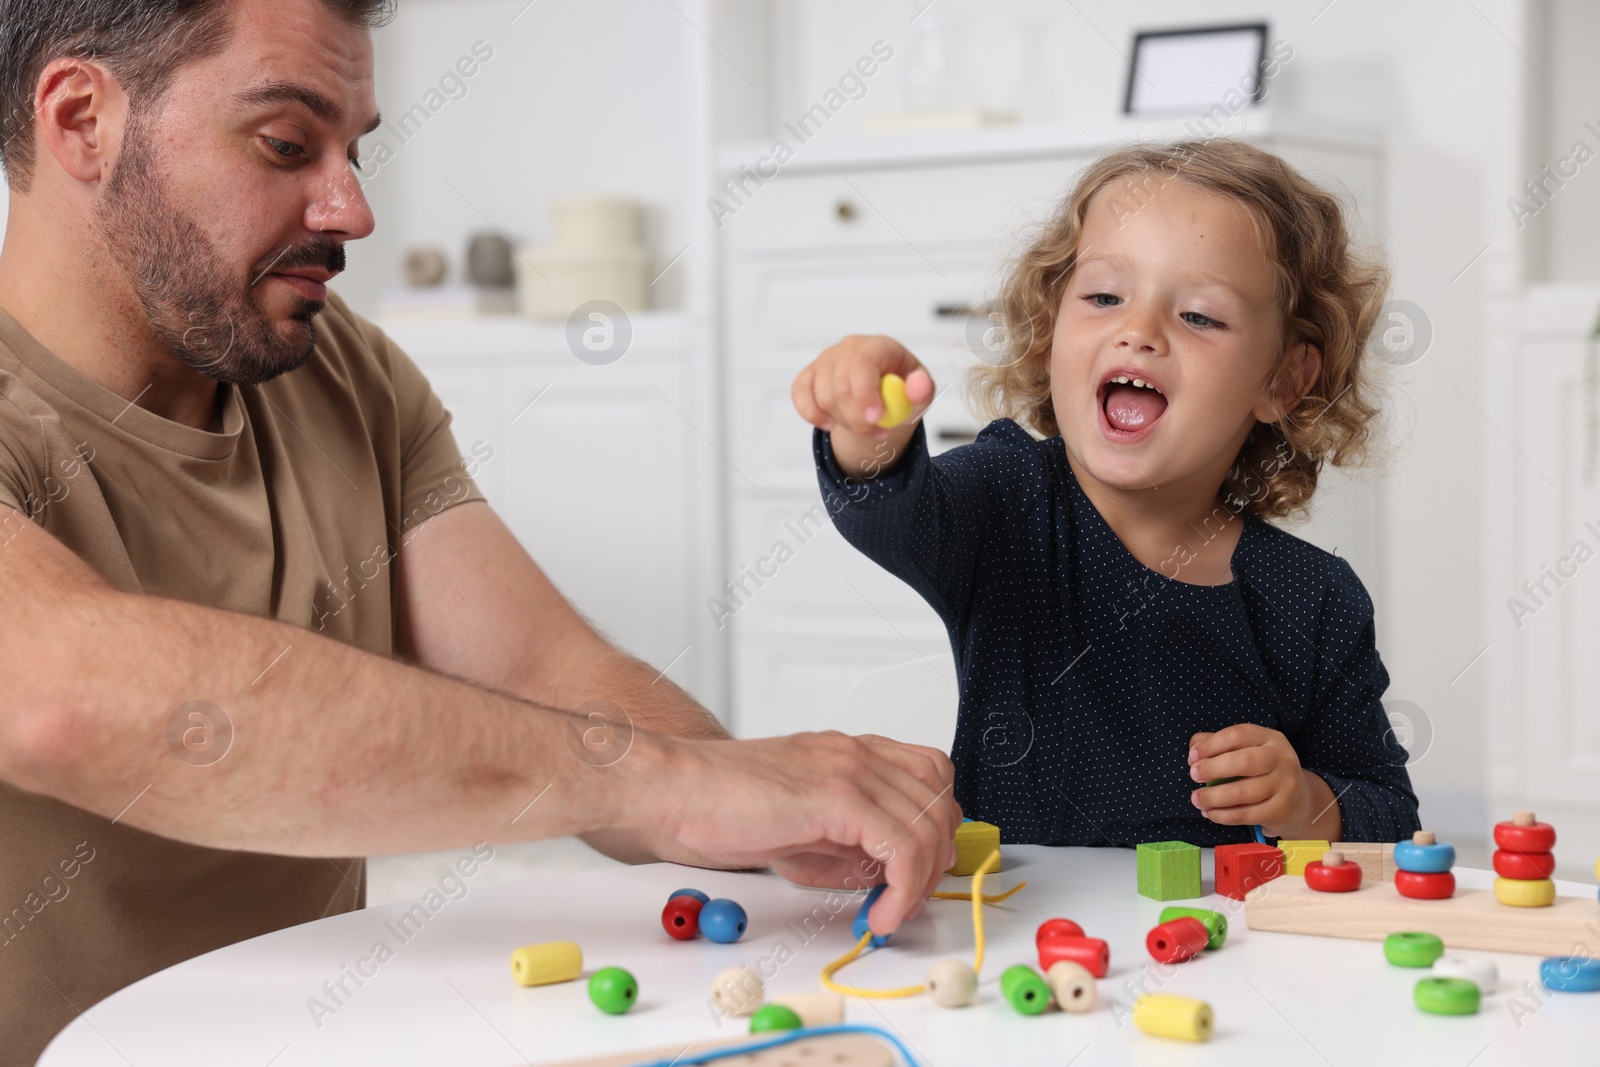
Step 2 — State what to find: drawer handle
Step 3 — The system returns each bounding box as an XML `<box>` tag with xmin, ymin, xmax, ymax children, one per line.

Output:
<box><xmin>835</xmin><ymin>200</ymin><xmax>858</xmax><ymax>222</ymax></box>
<box><xmin>934</xmin><ymin>303</ymin><xmax>979</xmax><ymax>318</ymax></box>
<box><xmin>937</xmin><ymin>428</ymin><xmax>979</xmax><ymax>444</ymax></box>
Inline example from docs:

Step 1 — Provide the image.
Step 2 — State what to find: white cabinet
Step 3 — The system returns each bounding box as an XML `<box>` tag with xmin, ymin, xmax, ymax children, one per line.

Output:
<box><xmin>717</xmin><ymin>116</ymin><xmax>1385</xmax><ymax>743</ymax></box>
<box><xmin>382</xmin><ymin>314</ymin><xmax>716</xmax><ymax>706</ymax></box>
<box><xmin>1489</xmin><ymin>285</ymin><xmax>1600</xmax><ymax>837</ymax></box>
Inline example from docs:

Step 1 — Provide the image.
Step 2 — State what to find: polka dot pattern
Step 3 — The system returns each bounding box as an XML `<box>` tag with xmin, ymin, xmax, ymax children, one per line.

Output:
<box><xmin>816</xmin><ymin>419</ymin><xmax>1421</xmax><ymax>847</ymax></box>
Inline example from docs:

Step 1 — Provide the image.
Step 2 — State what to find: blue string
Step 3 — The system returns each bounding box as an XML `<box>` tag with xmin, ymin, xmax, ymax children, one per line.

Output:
<box><xmin>625</xmin><ymin>1024</ymin><xmax>922</xmax><ymax>1067</ymax></box>
<box><xmin>1253</xmin><ymin>824</ymin><xmax>1269</xmax><ymax>845</ymax></box>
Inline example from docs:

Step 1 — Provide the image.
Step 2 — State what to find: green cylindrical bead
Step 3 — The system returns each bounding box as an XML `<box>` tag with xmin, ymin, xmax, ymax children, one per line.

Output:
<box><xmin>1158</xmin><ymin>906</ymin><xmax>1228</xmax><ymax>950</ymax></box>
<box><xmin>1000</xmin><ymin>963</ymin><xmax>1052</xmax><ymax>1015</ymax></box>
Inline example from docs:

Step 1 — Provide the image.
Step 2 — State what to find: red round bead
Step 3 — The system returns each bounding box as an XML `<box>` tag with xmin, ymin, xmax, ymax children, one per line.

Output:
<box><xmin>1305</xmin><ymin>859</ymin><xmax>1363</xmax><ymax>893</ymax></box>
<box><xmin>1035</xmin><ymin>918</ymin><xmax>1085</xmax><ymax>948</ymax></box>
<box><xmin>1038</xmin><ymin>935</ymin><xmax>1109</xmax><ymax>978</ymax></box>
<box><xmin>1492</xmin><ymin>849</ymin><xmax>1556</xmax><ymax>880</ymax></box>
<box><xmin>1145</xmin><ymin>917</ymin><xmax>1210</xmax><ymax>964</ymax></box>
<box><xmin>662</xmin><ymin>895</ymin><xmax>704</xmax><ymax>940</ymax></box>
<box><xmin>1394</xmin><ymin>869</ymin><xmax>1455</xmax><ymax>900</ymax></box>
<box><xmin>1493</xmin><ymin>820</ymin><xmax>1556</xmax><ymax>853</ymax></box>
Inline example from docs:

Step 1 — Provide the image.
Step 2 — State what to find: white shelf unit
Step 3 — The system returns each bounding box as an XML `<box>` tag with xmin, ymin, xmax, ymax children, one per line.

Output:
<box><xmin>379</xmin><ymin>312</ymin><xmax>721</xmax><ymax>707</ymax></box>
<box><xmin>716</xmin><ymin>112</ymin><xmax>1386</xmax><ymax>741</ymax></box>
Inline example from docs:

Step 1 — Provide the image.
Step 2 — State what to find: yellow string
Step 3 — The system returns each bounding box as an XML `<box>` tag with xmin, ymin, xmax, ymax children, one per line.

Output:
<box><xmin>820</xmin><ymin>848</ymin><xmax>1009</xmax><ymax>999</ymax></box>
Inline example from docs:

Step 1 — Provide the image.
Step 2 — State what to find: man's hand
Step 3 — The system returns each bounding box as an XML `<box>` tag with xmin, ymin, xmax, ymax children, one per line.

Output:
<box><xmin>638</xmin><ymin>731</ymin><xmax>961</xmax><ymax>936</ymax></box>
<box><xmin>1187</xmin><ymin>725</ymin><xmax>1342</xmax><ymax>841</ymax></box>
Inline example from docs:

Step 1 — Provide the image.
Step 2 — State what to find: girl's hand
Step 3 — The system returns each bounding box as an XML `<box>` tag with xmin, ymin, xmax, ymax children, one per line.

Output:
<box><xmin>1187</xmin><ymin>725</ymin><xmax>1343</xmax><ymax>840</ymax></box>
<box><xmin>792</xmin><ymin>335</ymin><xmax>935</xmax><ymax>479</ymax></box>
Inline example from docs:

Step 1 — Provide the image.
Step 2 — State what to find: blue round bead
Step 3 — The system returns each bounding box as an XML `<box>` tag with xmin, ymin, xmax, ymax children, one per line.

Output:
<box><xmin>1393</xmin><ymin>840</ymin><xmax>1455</xmax><ymax>874</ymax></box>
<box><xmin>699</xmin><ymin>898</ymin><xmax>748</xmax><ymax>943</ymax></box>
<box><xmin>668</xmin><ymin>888</ymin><xmax>710</xmax><ymax>905</ymax></box>
<box><xmin>852</xmin><ymin>884</ymin><xmax>891</xmax><ymax>948</ymax></box>
<box><xmin>1540</xmin><ymin>956</ymin><xmax>1600</xmax><ymax>992</ymax></box>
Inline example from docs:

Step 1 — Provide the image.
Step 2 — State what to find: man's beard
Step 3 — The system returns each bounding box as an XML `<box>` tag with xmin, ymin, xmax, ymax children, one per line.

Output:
<box><xmin>94</xmin><ymin>111</ymin><xmax>345</xmax><ymax>388</ymax></box>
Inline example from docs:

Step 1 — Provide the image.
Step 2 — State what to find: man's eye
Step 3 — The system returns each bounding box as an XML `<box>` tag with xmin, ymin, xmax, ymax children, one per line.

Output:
<box><xmin>264</xmin><ymin>137</ymin><xmax>303</xmax><ymax>160</ymax></box>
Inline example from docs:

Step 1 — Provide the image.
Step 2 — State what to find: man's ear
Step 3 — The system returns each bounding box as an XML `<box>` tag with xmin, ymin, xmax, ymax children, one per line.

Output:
<box><xmin>1255</xmin><ymin>342</ymin><xmax>1322</xmax><ymax>423</ymax></box>
<box><xmin>32</xmin><ymin>58</ymin><xmax>128</xmax><ymax>186</ymax></box>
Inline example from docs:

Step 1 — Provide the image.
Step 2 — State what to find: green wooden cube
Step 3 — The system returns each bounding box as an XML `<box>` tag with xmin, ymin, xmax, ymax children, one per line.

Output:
<box><xmin>1136</xmin><ymin>841</ymin><xmax>1201</xmax><ymax>901</ymax></box>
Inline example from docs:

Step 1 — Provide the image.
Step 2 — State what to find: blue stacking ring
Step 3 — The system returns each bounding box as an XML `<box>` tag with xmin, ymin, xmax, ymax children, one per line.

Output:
<box><xmin>1541</xmin><ymin>956</ymin><xmax>1600</xmax><ymax>992</ymax></box>
<box><xmin>1393</xmin><ymin>840</ymin><xmax>1456</xmax><ymax>874</ymax></box>
<box><xmin>852</xmin><ymin>884</ymin><xmax>891</xmax><ymax>948</ymax></box>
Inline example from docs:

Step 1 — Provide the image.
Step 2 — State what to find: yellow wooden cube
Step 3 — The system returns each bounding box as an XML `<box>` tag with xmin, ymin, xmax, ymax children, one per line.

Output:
<box><xmin>1278</xmin><ymin>839</ymin><xmax>1331</xmax><ymax>876</ymax></box>
<box><xmin>948</xmin><ymin>820</ymin><xmax>1000</xmax><ymax>876</ymax></box>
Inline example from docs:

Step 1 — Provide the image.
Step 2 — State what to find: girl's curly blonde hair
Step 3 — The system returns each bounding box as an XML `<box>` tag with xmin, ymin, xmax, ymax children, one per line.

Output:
<box><xmin>967</xmin><ymin>138</ymin><xmax>1390</xmax><ymax>521</ymax></box>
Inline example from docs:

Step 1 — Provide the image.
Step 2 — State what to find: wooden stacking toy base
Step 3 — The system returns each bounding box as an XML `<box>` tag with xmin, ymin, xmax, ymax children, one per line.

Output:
<box><xmin>1245</xmin><ymin>875</ymin><xmax>1596</xmax><ymax>956</ymax></box>
<box><xmin>545</xmin><ymin>1033</ymin><xmax>895</xmax><ymax>1066</ymax></box>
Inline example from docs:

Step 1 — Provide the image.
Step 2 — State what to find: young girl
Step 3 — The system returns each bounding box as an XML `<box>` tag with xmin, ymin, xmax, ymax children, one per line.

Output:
<box><xmin>791</xmin><ymin>139</ymin><xmax>1420</xmax><ymax>847</ymax></box>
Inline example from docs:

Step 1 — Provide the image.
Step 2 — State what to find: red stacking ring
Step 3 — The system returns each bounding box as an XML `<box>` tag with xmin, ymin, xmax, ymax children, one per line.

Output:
<box><xmin>1035</xmin><ymin>918</ymin><xmax>1085</xmax><ymax>948</ymax></box>
<box><xmin>1038</xmin><ymin>935</ymin><xmax>1110</xmax><ymax>978</ymax></box>
<box><xmin>1394</xmin><ymin>869</ymin><xmax>1456</xmax><ymax>900</ymax></box>
<box><xmin>1146</xmin><ymin>917</ymin><xmax>1210</xmax><ymax>964</ymax></box>
<box><xmin>1493</xmin><ymin>819</ymin><xmax>1556</xmax><ymax>853</ymax></box>
<box><xmin>1305</xmin><ymin>858</ymin><xmax>1363</xmax><ymax>893</ymax></box>
<box><xmin>1493</xmin><ymin>850</ymin><xmax>1556</xmax><ymax>880</ymax></box>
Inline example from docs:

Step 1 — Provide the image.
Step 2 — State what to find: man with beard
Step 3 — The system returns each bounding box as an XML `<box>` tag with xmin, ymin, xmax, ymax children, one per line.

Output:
<box><xmin>0</xmin><ymin>1</ymin><xmax>960</xmax><ymax>1060</ymax></box>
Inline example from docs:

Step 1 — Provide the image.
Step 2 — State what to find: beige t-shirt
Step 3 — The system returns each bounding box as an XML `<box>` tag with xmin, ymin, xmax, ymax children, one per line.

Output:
<box><xmin>0</xmin><ymin>290</ymin><xmax>486</xmax><ymax>1065</ymax></box>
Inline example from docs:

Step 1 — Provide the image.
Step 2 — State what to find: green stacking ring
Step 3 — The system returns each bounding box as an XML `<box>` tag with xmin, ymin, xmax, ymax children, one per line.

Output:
<box><xmin>1000</xmin><ymin>964</ymin><xmax>1052</xmax><ymax>1015</ymax></box>
<box><xmin>1384</xmin><ymin>932</ymin><xmax>1445</xmax><ymax>968</ymax></box>
<box><xmin>748</xmin><ymin>1004</ymin><xmax>804</xmax><ymax>1033</ymax></box>
<box><xmin>1415</xmin><ymin>977</ymin><xmax>1480</xmax><ymax>1015</ymax></box>
<box><xmin>1160</xmin><ymin>906</ymin><xmax>1228</xmax><ymax>950</ymax></box>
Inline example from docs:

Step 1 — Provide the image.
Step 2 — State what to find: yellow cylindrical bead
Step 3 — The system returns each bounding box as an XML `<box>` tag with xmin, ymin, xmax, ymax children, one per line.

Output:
<box><xmin>509</xmin><ymin>940</ymin><xmax>582</xmax><ymax>987</ymax></box>
<box><xmin>1494</xmin><ymin>877</ymin><xmax>1555</xmax><ymax>907</ymax></box>
<box><xmin>876</xmin><ymin>374</ymin><xmax>913</xmax><ymax>428</ymax></box>
<box><xmin>1134</xmin><ymin>993</ymin><xmax>1214</xmax><ymax>1042</ymax></box>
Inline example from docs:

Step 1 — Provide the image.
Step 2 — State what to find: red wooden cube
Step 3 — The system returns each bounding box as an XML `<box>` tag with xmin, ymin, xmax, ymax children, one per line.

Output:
<box><xmin>1214</xmin><ymin>843</ymin><xmax>1284</xmax><ymax>900</ymax></box>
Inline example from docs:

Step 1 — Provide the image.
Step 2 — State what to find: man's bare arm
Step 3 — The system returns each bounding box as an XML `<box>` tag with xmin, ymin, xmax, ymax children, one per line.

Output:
<box><xmin>0</xmin><ymin>512</ymin><xmax>962</xmax><ymax>932</ymax></box>
<box><xmin>394</xmin><ymin>500</ymin><xmax>728</xmax><ymax>864</ymax></box>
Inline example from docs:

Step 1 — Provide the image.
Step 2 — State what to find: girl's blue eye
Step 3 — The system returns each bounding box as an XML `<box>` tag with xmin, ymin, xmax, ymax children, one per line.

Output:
<box><xmin>1183</xmin><ymin>310</ymin><xmax>1223</xmax><ymax>329</ymax></box>
<box><xmin>1086</xmin><ymin>293</ymin><xmax>1120</xmax><ymax>308</ymax></box>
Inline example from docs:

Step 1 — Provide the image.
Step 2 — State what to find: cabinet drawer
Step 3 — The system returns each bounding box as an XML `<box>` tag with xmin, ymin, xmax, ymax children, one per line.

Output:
<box><xmin>722</xmin><ymin>157</ymin><xmax>1083</xmax><ymax>255</ymax></box>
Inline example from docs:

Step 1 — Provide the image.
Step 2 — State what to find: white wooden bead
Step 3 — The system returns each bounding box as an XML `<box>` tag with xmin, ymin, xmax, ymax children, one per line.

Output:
<box><xmin>710</xmin><ymin>965</ymin><xmax>763</xmax><ymax>1017</ymax></box>
<box><xmin>1431</xmin><ymin>955</ymin><xmax>1498</xmax><ymax>992</ymax></box>
<box><xmin>925</xmin><ymin>959</ymin><xmax>978</xmax><ymax>1007</ymax></box>
<box><xmin>1047</xmin><ymin>960</ymin><xmax>1098</xmax><ymax>1013</ymax></box>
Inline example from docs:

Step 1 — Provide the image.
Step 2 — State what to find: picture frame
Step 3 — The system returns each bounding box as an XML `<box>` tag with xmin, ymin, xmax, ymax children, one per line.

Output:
<box><xmin>1124</xmin><ymin>23</ymin><xmax>1269</xmax><ymax>115</ymax></box>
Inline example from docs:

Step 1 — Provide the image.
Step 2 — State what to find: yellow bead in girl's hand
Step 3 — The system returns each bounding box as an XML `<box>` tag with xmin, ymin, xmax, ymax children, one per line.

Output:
<box><xmin>877</xmin><ymin>373</ymin><xmax>913</xmax><ymax>428</ymax></box>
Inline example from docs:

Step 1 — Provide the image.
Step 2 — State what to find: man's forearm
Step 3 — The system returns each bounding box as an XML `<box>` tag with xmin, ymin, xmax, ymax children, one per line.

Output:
<box><xmin>500</xmin><ymin>644</ymin><xmax>732</xmax><ymax>865</ymax></box>
<box><xmin>6</xmin><ymin>579</ymin><xmax>674</xmax><ymax>857</ymax></box>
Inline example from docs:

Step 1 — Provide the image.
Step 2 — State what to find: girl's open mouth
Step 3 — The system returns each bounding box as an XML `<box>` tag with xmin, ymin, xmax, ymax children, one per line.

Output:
<box><xmin>1097</xmin><ymin>371</ymin><xmax>1169</xmax><ymax>443</ymax></box>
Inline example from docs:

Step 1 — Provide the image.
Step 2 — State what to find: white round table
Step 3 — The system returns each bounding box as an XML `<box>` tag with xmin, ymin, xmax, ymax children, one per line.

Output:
<box><xmin>39</xmin><ymin>846</ymin><xmax>1597</xmax><ymax>1066</ymax></box>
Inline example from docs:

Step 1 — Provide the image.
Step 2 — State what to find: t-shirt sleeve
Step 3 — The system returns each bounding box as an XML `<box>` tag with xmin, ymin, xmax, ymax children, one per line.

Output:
<box><xmin>382</xmin><ymin>332</ymin><xmax>489</xmax><ymax>524</ymax></box>
<box><xmin>1294</xmin><ymin>558</ymin><xmax>1422</xmax><ymax>842</ymax></box>
<box><xmin>0</xmin><ymin>383</ymin><xmax>43</xmax><ymax>519</ymax></box>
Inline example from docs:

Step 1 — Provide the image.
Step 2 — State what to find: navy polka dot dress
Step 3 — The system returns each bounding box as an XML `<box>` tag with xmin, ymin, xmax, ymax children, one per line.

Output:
<box><xmin>815</xmin><ymin>419</ymin><xmax>1421</xmax><ymax>847</ymax></box>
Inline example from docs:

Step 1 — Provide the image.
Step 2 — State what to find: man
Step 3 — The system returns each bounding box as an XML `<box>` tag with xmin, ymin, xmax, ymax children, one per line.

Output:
<box><xmin>0</xmin><ymin>1</ymin><xmax>960</xmax><ymax>1060</ymax></box>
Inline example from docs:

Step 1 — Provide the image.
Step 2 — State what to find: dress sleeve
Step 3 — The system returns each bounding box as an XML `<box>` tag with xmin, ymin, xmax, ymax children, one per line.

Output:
<box><xmin>1293</xmin><ymin>558</ymin><xmax>1422</xmax><ymax>842</ymax></box>
<box><xmin>813</xmin><ymin>419</ymin><xmax>1037</xmax><ymax>628</ymax></box>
